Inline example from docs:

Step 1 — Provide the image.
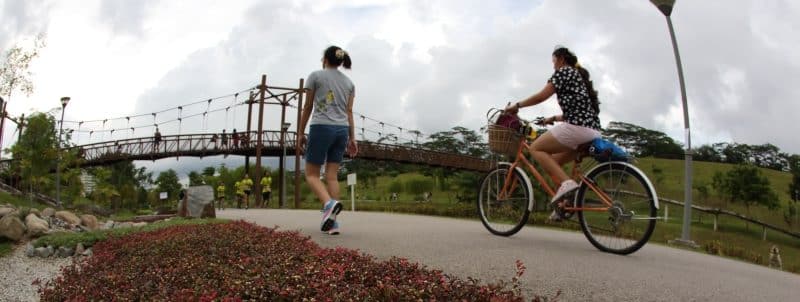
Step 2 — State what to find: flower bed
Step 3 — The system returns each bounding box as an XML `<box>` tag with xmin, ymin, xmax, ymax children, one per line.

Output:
<box><xmin>38</xmin><ymin>221</ymin><xmax>526</xmax><ymax>301</ymax></box>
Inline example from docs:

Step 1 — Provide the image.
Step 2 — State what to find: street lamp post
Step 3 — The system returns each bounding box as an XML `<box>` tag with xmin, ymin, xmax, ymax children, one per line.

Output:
<box><xmin>56</xmin><ymin>96</ymin><xmax>70</xmax><ymax>207</ymax></box>
<box><xmin>650</xmin><ymin>0</ymin><xmax>698</xmax><ymax>248</ymax></box>
<box><xmin>281</xmin><ymin>122</ymin><xmax>291</xmax><ymax>208</ymax></box>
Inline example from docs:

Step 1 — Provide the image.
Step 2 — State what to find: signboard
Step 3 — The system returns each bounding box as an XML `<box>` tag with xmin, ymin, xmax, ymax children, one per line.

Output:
<box><xmin>159</xmin><ymin>192</ymin><xmax>168</xmax><ymax>200</ymax></box>
<box><xmin>347</xmin><ymin>173</ymin><xmax>357</xmax><ymax>186</ymax></box>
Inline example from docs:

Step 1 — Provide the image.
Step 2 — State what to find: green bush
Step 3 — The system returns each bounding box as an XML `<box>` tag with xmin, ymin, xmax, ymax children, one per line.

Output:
<box><xmin>34</xmin><ymin>218</ymin><xmax>227</xmax><ymax>249</ymax></box>
<box><xmin>405</xmin><ymin>177</ymin><xmax>434</xmax><ymax>195</ymax></box>
<box><xmin>388</xmin><ymin>180</ymin><xmax>404</xmax><ymax>194</ymax></box>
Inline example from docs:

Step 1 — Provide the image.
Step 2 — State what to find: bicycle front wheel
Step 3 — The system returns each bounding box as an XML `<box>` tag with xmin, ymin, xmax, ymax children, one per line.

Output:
<box><xmin>478</xmin><ymin>164</ymin><xmax>532</xmax><ymax>236</ymax></box>
<box><xmin>576</xmin><ymin>162</ymin><xmax>657</xmax><ymax>255</ymax></box>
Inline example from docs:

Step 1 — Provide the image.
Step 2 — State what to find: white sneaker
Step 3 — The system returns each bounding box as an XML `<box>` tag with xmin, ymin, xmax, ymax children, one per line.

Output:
<box><xmin>550</xmin><ymin>180</ymin><xmax>579</xmax><ymax>205</ymax></box>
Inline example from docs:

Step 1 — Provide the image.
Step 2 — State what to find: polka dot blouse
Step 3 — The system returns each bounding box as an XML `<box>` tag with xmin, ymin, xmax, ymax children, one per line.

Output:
<box><xmin>547</xmin><ymin>66</ymin><xmax>601</xmax><ymax>130</ymax></box>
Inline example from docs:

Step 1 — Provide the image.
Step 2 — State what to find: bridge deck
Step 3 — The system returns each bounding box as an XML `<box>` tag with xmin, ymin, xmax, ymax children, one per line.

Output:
<box><xmin>1</xmin><ymin>131</ymin><xmax>492</xmax><ymax>172</ymax></box>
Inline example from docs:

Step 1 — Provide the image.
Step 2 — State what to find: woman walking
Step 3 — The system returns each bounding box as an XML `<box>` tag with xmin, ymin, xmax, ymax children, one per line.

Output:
<box><xmin>299</xmin><ymin>45</ymin><xmax>358</xmax><ymax>235</ymax></box>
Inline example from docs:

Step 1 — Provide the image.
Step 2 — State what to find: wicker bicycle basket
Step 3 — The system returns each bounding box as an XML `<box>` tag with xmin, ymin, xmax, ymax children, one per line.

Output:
<box><xmin>487</xmin><ymin>124</ymin><xmax>521</xmax><ymax>157</ymax></box>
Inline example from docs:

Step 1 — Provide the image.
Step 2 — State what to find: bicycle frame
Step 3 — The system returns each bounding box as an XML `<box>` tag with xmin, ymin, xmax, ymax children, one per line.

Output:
<box><xmin>498</xmin><ymin>136</ymin><xmax>616</xmax><ymax>212</ymax></box>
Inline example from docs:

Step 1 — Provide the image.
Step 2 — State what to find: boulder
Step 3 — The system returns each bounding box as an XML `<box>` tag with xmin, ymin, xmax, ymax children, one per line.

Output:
<box><xmin>114</xmin><ymin>222</ymin><xmax>135</xmax><ymax>229</ymax></box>
<box><xmin>0</xmin><ymin>214</ymin><xmax>26</xmax><ymax>241</ymax></box>
<box><xmin>57</xmin><ymin>246</ymin><xmax>75</xmax><ymax>257</ymax></box>
<box><xmin>25</xmin><ymin>243</ymin><xmax>35</xmax><ymax>257</ymax></box>
<box><xmin>80</xmin><ymin>214</ymin><xmax>99</xmax><ymax>230</ymax></box>
<box><xmin>29</xmin><ymin>208</ymin><xmax>41</xmax><ymax>217</ymax></box>
<box><xmin>35</xmin><ymin>247</ymin><xmax>51</xmax><ymax>258</ymax></box>
<box><xmin>25</xmin><ymin>213</ymin><xmax>49</xmax><ymax>237</ymax></box>
<box><xmin>0</xmin><ymin>206</ymin><xmax>15</xmax><ymax>218</ymax></box>
<box><xmin>55</xmin><ymin>211</ymin><xmax>81</xmax><ymax>225</ymax></box>
<box><xmin>47</xmin><ymin>245</ymin><xmax>55</xmax><ymax>257</ymax></box>
<box><xmin>75</xmin><ymin>243</ymin><xmax>85</xmax><ymax>255</ymax></box>
<box><xmin>103</xmin><ymin>220</ymin><xmax>115</xmax><ymax>230</ymax></box>
<box><xmin>41</xmin><ymin>207</ymin><xmax>56</xmax><ymax>218</ymax></box>
<box><xmin>131</xmin><ymin>222</ymin><xmax>147</xmax><ymax>228</ymax></box>
<box><xmin>82</xmin><ymin>248</ymin><xmax>93</xmax><ymax>257</ymax></box>
<box><xmin>178</xmin><ymin>185</ymin><xmax>215</xmax><ymax>218</ymax></box>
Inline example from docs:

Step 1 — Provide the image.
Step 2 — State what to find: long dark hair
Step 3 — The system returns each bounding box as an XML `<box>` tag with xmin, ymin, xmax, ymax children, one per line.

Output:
<box><xmin>553</xmin><ymin>47</ymin><xmax>599</xmax><ymax>113</ymax></box>
<box><xmin>324</xmin><ymin>45</ymin><xmax>352</xmax><ymax>69</ymax></box>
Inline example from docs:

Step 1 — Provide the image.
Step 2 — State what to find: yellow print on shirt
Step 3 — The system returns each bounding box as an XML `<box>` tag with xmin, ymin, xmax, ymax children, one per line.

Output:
<box><xmin>318</xmin><ymin>90</ymin><xmax>334</xmax><ymax>112</ymax></box>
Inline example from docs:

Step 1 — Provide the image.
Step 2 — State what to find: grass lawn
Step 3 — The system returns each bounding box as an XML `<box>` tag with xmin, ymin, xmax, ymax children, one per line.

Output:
<box><xmin>0</xmin><ymin>239</ymin><xmax>12</xmax><ymax>257</ymax></box>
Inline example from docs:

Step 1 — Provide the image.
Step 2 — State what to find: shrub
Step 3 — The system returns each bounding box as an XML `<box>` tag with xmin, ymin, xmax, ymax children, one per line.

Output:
<box><xmin>34</xmin><ymin>218</ymin><xmax>226</xmax><ymax>249</ymax></box>
<box><xmin>388</xmin><ymin>180</ymin><xmax>404</xmax><ymax>194</ymax></box>
<box><xmin>406</xmin><ymin>176</ymin><xmax>434</xmax><ymax>195</ymax></box>
<box><xmin>38</xmin><ymin>221</ymin><xmax>525</xmax><ymax>301</ymax></box>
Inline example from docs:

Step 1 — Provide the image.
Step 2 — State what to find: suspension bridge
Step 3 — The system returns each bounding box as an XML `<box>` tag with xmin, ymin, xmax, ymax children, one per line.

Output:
<box><xmin>0</xmin><ymin>74</ymin><xmax>491</xmax><ymax>207</ymax></box>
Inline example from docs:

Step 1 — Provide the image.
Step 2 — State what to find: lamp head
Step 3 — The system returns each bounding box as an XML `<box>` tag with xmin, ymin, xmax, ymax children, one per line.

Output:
<box><xmin>650</xmin><ymin>0</ymin><xmax>675</xmax><ymax>16</ymax></box>
<box><xmin>282</xmin><ymin>122</ymin><xmax>291</xmax><ymax>130</ymax></box>
<box><xmin>60</xmin><ymin>97</ymin><xmax>71</xmax><ymax>107</ymax></box>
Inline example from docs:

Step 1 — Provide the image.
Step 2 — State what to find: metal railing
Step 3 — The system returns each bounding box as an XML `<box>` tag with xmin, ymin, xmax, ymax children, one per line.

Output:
<box><xmin>0</xmin><ymin>131</ymin><xmax>491</xmax><ymax>172</ymax></box>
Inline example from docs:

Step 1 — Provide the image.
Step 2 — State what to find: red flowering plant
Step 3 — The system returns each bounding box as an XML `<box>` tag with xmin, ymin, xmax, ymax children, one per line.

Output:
<box><xmin>38</xmin><ymin>221</ymin><xmax>532</xmax><ymax>301</ymax></box>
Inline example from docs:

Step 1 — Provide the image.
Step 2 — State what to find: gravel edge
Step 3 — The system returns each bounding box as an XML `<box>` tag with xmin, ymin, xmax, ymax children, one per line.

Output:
<box><xmin>0</xmin><ymin>243</ymin><xmax>71</xmax><ymax>302</ymax></box>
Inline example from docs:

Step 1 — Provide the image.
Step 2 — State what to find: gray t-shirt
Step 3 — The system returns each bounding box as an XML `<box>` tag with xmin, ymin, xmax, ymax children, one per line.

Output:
<box><xmin>305</xmin><ymin>69</ymin><xmax>355</xmax><ymax>126</ymax></box>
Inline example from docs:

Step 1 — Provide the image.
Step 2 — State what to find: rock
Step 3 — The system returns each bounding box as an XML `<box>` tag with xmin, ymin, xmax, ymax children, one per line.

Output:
<box><xmin>25</xmin><ymin>243</ymin><xmax>35</xmax><ymax>257</ymax></box>
<box><xmin>25</xmin><ymin>214</ymin><xmax>49</xmax><ymax>237</ymax></box>
<box><xmin>0</xmin><ymin>206</ymin><xmax>15</xmax><ymax>218</ymax></box>
<box><xmin>0</xmin><ymin>214</ymin><xmax>27</xmax><ymax>241</ymax></box>
<box><xmin>80</xmin><ymin>214</ymin><xmax>99</xmax><ymax>230</ymax></box>
<box><xmin>41</xmin><ymin>207</ymin><xmax>56</xmax><ymax>218</ymax></box>
<box><xmin>55</xmin><ymin>211</ymin><xmax>81</xmax><ymax>225</ymax></box>
<box><xmin>29</xmin><ymin>208</ymin><xmax>41</xmax><ymax>217</ymax></box>
<box><xmin>131</xmin><ymin>222</ymin><xmax>147</xmax><ymax>228</ymax></box>
<box><xmin>35</xmin><ymin>247</ymin><xmax>51</xmax><ymax>258</ymax></box>
<box><xmin>57</xmin><ymin>246</ymin><xmax>74</xmax><ymax>257</ymax></box>
<box><xmin>178</xmin><ymin>186</ymin><xmax>215</xmax><ymax>218</ymax></box>
<box><xmin>114</xmin><ymin>222</ymin><xmax>134</xmax><ymax>229</ymax></box>
<box><xmin>82</xmin><ymin>248</ymin><xmax>93</xmax><ymax>257</ymax></box>
<box><xmin>75</xmin><ymin>243</ymin><xmax>85</xmax><ymax>255</ymax></box>
<box><xmin>103</xmin><ymin>220</ymin><xmax>115</xmax><ymax>230</ymax></box>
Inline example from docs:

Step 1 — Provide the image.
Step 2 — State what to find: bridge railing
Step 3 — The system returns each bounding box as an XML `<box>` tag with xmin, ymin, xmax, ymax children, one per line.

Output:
<box><xmin>75</xmin><ymin>131</ymin><xmax>296</xmax><ymax>164</ymax></box>
<box><xmin>0</xmin><ymin>131</ymin><xmax>492</xmax><ymax>172</ymax></box>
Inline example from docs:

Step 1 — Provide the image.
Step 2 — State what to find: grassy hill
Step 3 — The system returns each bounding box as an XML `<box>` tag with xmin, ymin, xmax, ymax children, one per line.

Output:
<box><xmin>292</xmin><ymin>157</ymin><xmax>798</xmax><ymax>273</ymax></box>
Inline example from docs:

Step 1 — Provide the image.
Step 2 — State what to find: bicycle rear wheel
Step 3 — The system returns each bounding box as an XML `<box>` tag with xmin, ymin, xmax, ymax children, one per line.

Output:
<box><xmin>478</xmin><ymin>164</ymin><xmax>532</xmax><ymax>236</ymax></box>
<box><xmin>576</xmin><ymin>162</ymin><xmax>657</xmax><ymax>255</ymax></box>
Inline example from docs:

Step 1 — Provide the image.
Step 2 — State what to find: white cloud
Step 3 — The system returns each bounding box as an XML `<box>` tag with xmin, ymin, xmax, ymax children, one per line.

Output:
<box><xmin>4</xmin><ymin>0</ymin><xmax>800</xmax><ymax>175</ymax></box>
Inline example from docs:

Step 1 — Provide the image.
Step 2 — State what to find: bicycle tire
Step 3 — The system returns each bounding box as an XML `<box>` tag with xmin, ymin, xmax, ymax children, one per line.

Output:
<box><xmin>478</xmin><ymin>163</ymin><xmax>533</xmax><ymax>236</ymax></box>
<box><xmin>576</xmin><ymin>162</ymin><xmax>657</xmax><ymax>255</ymax></box>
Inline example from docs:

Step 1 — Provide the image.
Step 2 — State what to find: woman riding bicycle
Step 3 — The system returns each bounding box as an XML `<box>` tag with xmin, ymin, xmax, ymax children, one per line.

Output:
<box><xmin>503</xmin><ymin>45</ymin><xmax>601</xmax><ymax>220</ymax></box>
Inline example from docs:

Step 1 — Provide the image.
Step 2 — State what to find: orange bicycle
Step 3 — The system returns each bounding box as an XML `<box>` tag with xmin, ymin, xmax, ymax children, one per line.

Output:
<box><xmin>479</xmin><ymin>109</ymin><xmax>659</xmax><ymax>255</ymax></box>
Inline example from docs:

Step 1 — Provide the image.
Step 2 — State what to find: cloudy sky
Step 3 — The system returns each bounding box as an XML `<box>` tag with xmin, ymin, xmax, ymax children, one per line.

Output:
<box><xmin>2</xmin><ymin>0</ymin><xmax>800</xmax><ymax>176</ymax></box>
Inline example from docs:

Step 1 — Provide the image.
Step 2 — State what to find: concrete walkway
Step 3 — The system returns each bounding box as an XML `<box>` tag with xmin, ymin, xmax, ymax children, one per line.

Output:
<box><xmin>219</xmin><ymin>209</ymin><xmax>799</xmax><ymax>301</ymax></box>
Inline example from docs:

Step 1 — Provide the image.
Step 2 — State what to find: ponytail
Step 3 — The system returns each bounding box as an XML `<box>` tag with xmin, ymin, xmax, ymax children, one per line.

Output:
<box><xmin>324</xmin><ymin>45</ymin><xmax>352</xmax><ymax>69</ymax></box>
<box><xmin>553</xmin><ymin>47</ymin><xmax>600</xmax><ymax>114</ymax></box>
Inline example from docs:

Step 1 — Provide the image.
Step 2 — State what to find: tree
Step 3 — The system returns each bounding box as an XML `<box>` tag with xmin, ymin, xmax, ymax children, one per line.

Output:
<box><xmin>789</xmin><ymin>155</ymin><xmax>800</xmax><ymax>204</ymax></box>
<box><xmin>9</xmin><ymin>113</ymin><xmax>59</xmax><ymax>193</ymax></box>
<box><xmin>155</xmin><ymin>169</ymin><xmax>182</xmax><ymax>203</ymax></box>
<box><xmin>712</xmin><ymin>165</ymin><xmax>779</xmax><ymax>223</ymax></box>
<box><xmin>694</xmin><ymin>144</ymin><xmax>723</xmax><ymax>162</ymax></box>
<box><xmin>188</xmin><ymin>171</ymin><xmax>204</xmax><ymax>186</ymax></box>
<box><xmin>602</xmin><ymin>121</ymin><xmax>683</xmax><ymax>158</ymax></box>
<box><xmin>89</xmin><ymin>167</ymin><xmax>119</xmax><ymax>208</ymax></box>
<box><xmin>0</xmin><ymin>33</ymin><xmax>46</xmax><ymax>102</ymax></box>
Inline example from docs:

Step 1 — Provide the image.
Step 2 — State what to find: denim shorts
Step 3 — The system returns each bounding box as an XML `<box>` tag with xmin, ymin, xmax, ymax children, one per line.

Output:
<box><xmin>305</xmin><ymin>124</ymin><xmax>349</xmax><ymax>165</ymax></box>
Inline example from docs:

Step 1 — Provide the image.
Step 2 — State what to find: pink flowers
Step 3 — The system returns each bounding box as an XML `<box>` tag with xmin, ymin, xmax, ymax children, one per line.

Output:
<box><xmin>38</xmin><ymin>221</ymin><xmax>525</xmax><ymax>301</ymax></box>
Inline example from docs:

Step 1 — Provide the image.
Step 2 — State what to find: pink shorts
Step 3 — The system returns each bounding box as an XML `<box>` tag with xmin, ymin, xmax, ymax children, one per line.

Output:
<box><xmin>549</xmin><ymin>123</ymin><xmax>601</xmax><ymax>150</ymax></box>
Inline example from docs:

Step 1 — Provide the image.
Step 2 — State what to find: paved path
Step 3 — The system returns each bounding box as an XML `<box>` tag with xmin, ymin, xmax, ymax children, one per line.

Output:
<box><xmin>219</xmin><ymin>209</ymin><xmax>799</xmax><ymax>301</ymax></box>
